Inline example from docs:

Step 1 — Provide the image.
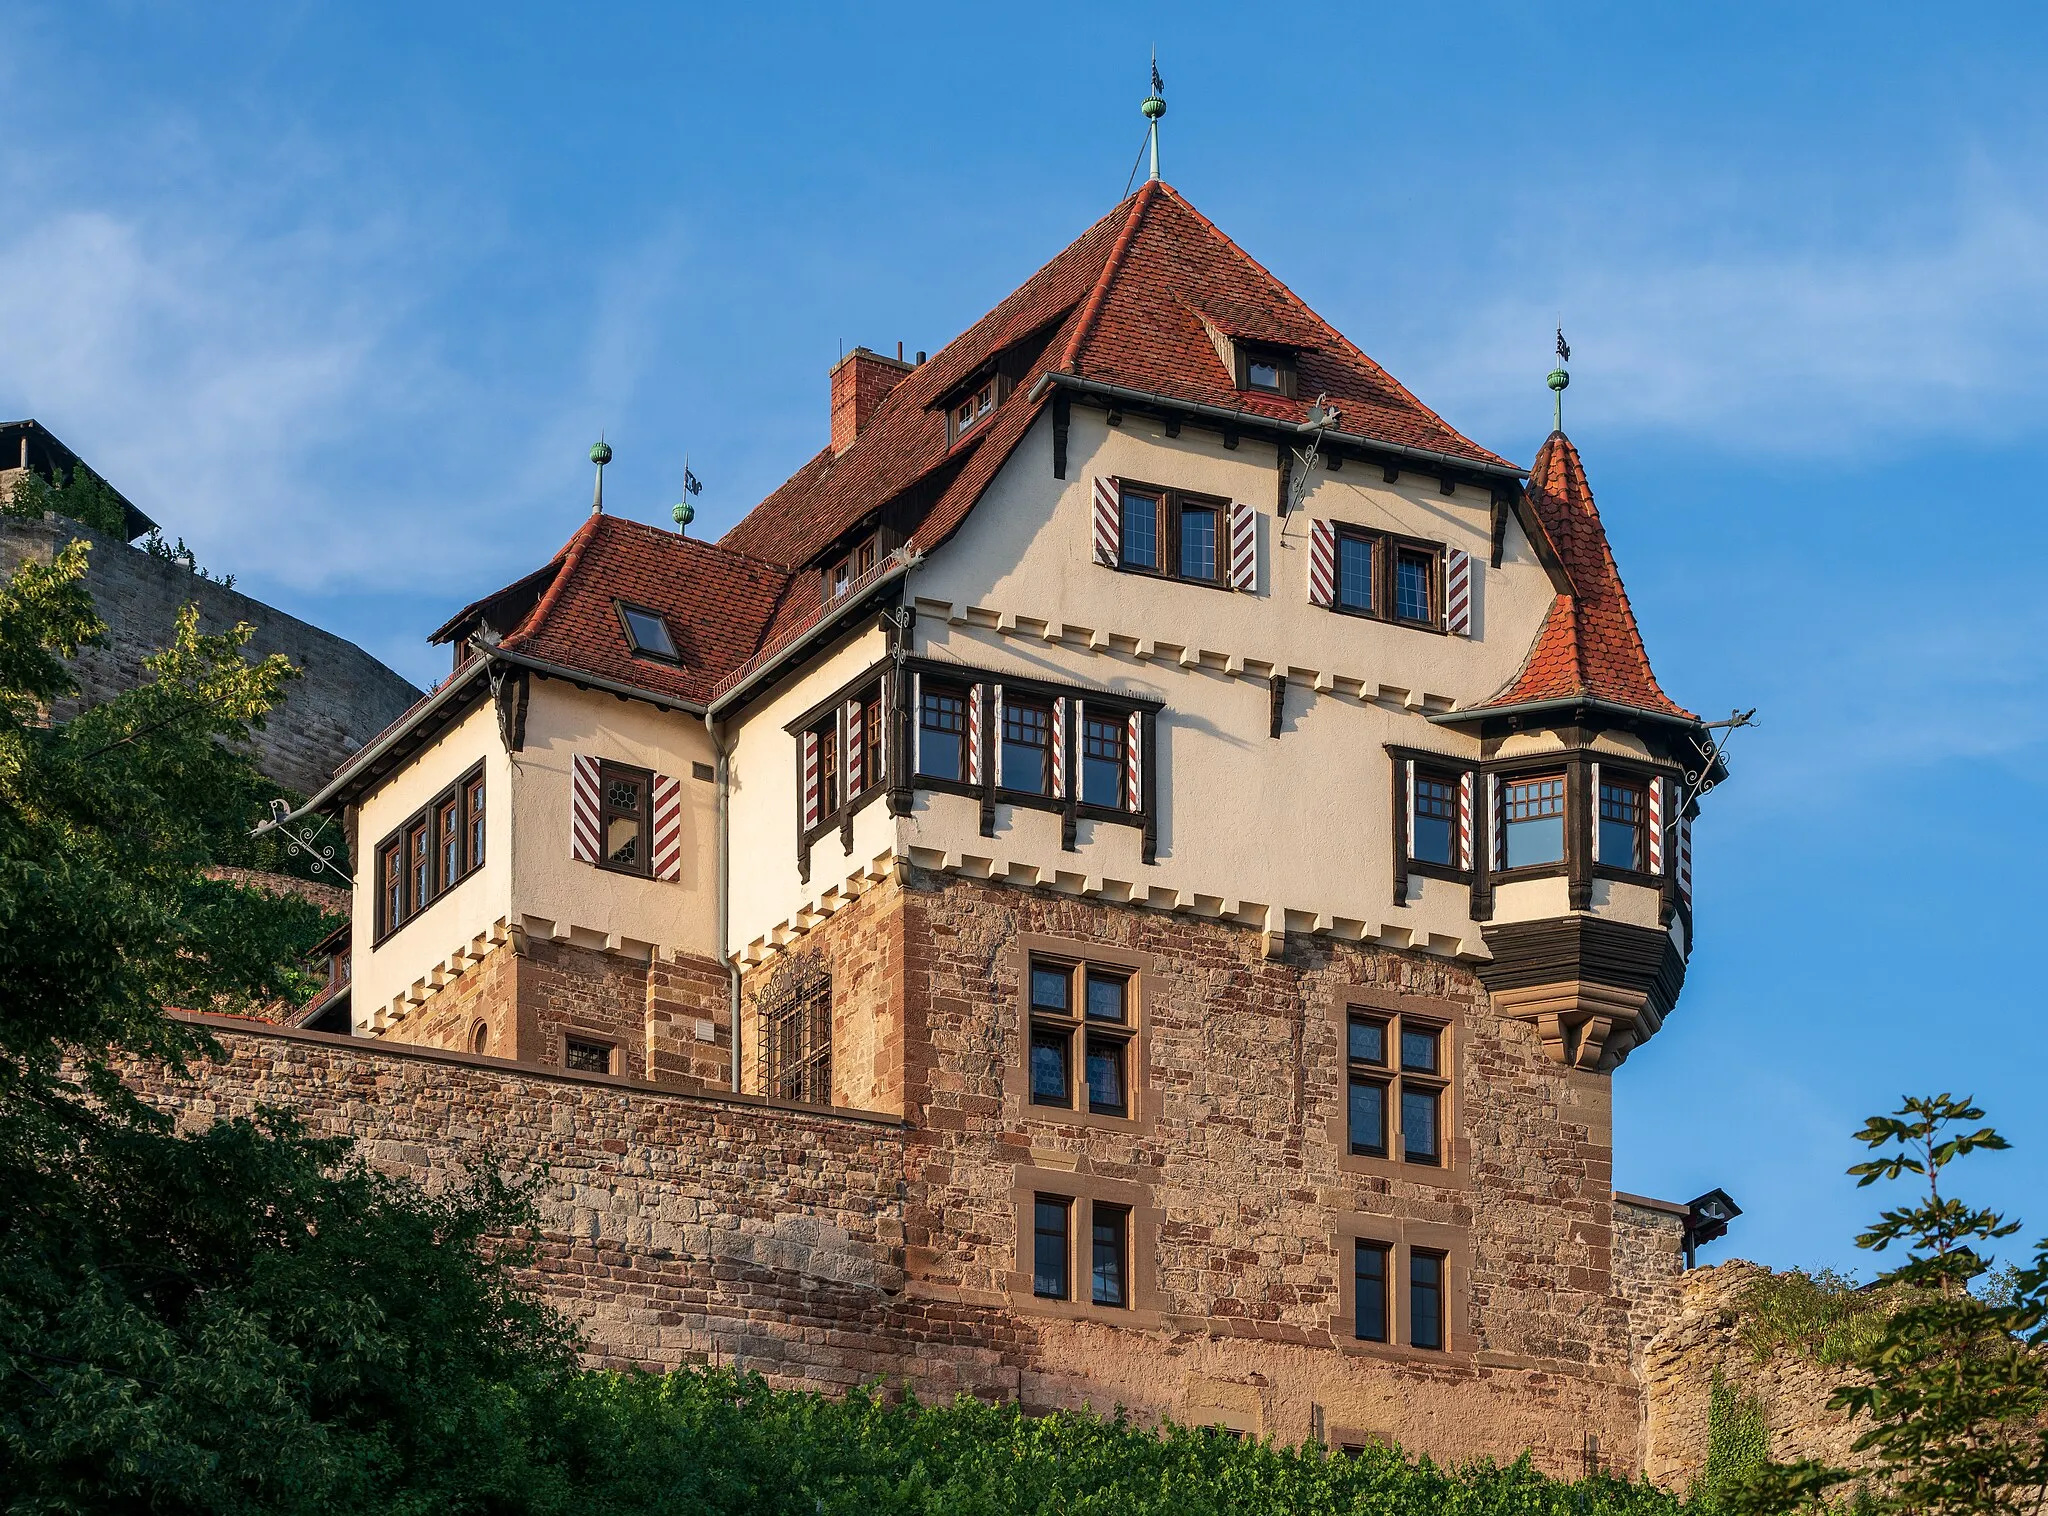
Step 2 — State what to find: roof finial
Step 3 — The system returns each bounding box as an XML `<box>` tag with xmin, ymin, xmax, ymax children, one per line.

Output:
<box><xmin>673</xmin><ymin>452</ymin><xmax>702</xmax><ymax>534</ymax></box>
<box><xmin>1548</xmin><ymin>326</ymin><xmax>1571</xmax><ymax>432</ymax></box>
<box><xmin>1142</xmin><ymin>50</ymin><xmax>1166</xmax><ymax>183</ymax></box>
<box><xmin>589</xmin><ymin>433</ymin><xmax>612</xmax><ymax>515</ymax></box>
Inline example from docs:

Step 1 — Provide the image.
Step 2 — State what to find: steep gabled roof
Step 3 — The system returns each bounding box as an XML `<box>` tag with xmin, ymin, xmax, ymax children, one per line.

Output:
<box><xmin>461</xmin><ymin>513</ymin><xmax>794</xmax><ymax>707</ymax></box>
<box><xmin>719</xmin><ymin>180</ymin><xmax>1507</xmax><ymax>573</ymax></box>
<box><xmin>1472</xmin><ymin>431</ymin><xmax>1693</xmax><ymax>722</ymax></box>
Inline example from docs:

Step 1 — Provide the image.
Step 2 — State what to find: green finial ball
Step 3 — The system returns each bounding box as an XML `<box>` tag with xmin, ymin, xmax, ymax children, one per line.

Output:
<box><xmin>590</xmin><ymin>439</ymin><xmax>613</xmax><ymax>466</ymax></box>
<box><xmin>671</xmin><ymin>500</ymin><xmax>695</xmax><ymax>527</ymax></box>
<box><xmin>1142</xmin><ymin>92</ymin><xmax>1166</xmax><ymax>120</ymax></box>
<box><xmin>1547</xmin><ymin>368</ymin><xmax>1570</xmax><ymax>393</ymax></box>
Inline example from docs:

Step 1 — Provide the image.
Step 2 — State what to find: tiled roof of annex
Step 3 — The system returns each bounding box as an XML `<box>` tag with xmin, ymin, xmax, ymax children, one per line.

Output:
<box><xmin>1472</xmin><ymin>430</ymin><xmax>1693</xmax><ymax>722</ymax></box>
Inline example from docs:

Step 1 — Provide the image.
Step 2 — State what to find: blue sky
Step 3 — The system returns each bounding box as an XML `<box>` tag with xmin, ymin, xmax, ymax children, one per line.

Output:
<box><xmin>4</xmin><ymin>3</ymin><xmax>2044</xmax><ymax>1275</ymax></box>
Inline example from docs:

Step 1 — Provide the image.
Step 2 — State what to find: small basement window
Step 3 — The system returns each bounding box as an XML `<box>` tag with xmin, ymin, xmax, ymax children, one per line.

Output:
<box><xmin>617</xmin><ymin>603</ymin><xmax>679</xmax><ymax>662</ymax></box>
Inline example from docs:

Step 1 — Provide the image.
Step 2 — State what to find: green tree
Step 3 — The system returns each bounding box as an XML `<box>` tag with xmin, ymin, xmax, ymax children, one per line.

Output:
<box><xmin>0</xmin><ymin>540</ymin><xmax>579</xmax><ymax>1512</ymax></box>
<box><xmin>3</xmin><ymin>461</ymin><xmax>134</xmax><ymax>542</ymax></box>
<box><xmin>1729</xmin><ymin>1095</ymin><xmax>2048</xmax><ymax>1516</ymax></box>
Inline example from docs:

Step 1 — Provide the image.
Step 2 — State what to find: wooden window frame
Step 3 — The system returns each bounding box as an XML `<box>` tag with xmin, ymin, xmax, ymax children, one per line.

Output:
<box><xmin>999</xmin><ymin>692</ymin><xmax>1056</xmax><ymax>799</ymax></box>
<box><xmin>370</xmin><ymin>762</ymin><xmax>486</xmax><ymax>945</ymax></box>
<box><xmin>787</xmin><ymin>662</ymin><xmax>894</xmax><ymax>873</ymax></box>
<box><xmin>595</xmin><ymin>758</ymin><xmax>655</xmax><ymax>879</ymax></box>
<box><xmin>914</xmin><ymin>677</ymin><xmax>971</xmax><ymax>789</ymax></box>
<box><xmin>903</xmin><ymin>659</ymin><xmax>1161</xmax><ymax>860</ymax></box>
<box><xmin>1113</xmin><ymin>478</ymin><xmax>1232</xmax><ymax>590</ymax></box>
<box><xmin>1329</xmin><ymin>986</ymin><xmax>1465</xmax><ymax>1187</ymax></box>
<box><xmin>1233</xmin><ymin>342</ymin><xmax>1299</xmax><ymax>398</ymax></box>
<box><xmin>1329</xmin><ymin>523</ymin><xmax>1446</xmax><ymax>632</ymax></box>
<box><xmin>946</xmin><ymin>370</ymin><xmax>1008</xmax><ymax>447</ymax></box>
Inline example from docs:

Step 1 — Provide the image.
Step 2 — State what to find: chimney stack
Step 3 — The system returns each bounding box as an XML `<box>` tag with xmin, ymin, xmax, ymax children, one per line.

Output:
<box><xmin>830</xmin><ymin>346</ymin><xmax>914</xmax><ymax>456</ymax></box>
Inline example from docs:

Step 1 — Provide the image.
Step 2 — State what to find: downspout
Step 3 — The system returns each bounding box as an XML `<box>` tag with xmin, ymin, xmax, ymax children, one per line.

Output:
<box><xmin>704</xmin><ymin>708</ymin><xmax>741</xmax><ymax>1092</ymax></box>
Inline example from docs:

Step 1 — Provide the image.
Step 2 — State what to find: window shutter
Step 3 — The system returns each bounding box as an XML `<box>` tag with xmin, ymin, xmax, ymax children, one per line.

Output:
<box><xmin>1457</xmin><ymin>770</ymin><xmax>1474</xmax><ymax>870</ymax></box>
<box><xmin>570</xmin><ymin>754</ymin><xmax>601</xmax><ymax>863</ymax></box>
<box><xmin>1051</xmin><ymin>697</ymin><xmax>1066</xmax><ymax>798</ymax></box>
<box><xmin>1677</xmin><ymin>809</ymin><xmax>1693</xmax><ymax>903</ymax></box>
<box><xmin>1589</xmin><ymin>761</ymin><xmax>1601</xmax><ymax>864</ymax></box>
<box><xmin>1309</xmin><ymin>519</ymin><xmax>1336</xmax><ymax>607</ymax></box>
<box><xmin>1228</xmin><ymin>501</ymin><xmax>1257</xmax><ymax>592</ymax></box>
<box><xmin>802</xmin><ymin>731</ymin><xmax>822</xmax><ymax>829</ymax></box>
<box><xmin>1123</xmin><ymin>709</ymin><xmax>1142</xmax><ymax>812</ymax></box>
<box><xmin>1404</xmin><ymin>760</ymin><xmax>1417</xmax><ymax>856</ymax></box>
<box><xmin>652</xmin><ymin>772</ymin><xmax>683</xmax><ymax>881</ymax></box>
<box><xmin>965</xmin><ymin>683</ymin><xmax>983</xmax><ymax>786</ymax></box>
<box><xmin>910</xmin><ymin>673</ymin><xmax>922</xmax><ymax>775</ymax></box>
<box><xmin>845</xmin><ymin>698</ymin><xmax>864</xmax><ymax>794</ymax></box>
<box><xmin>1446</xmin><ymin>548</ymin><xmax>1473</xmax><ymax>635</ymax></box>
<box><xmin>1487</xmin><ymin>772</ymin><xmax>1502</xmax><ymax>869</ymax></box>
<box><xmin>1092</xmin><ymin>475</ymin><xmax>1121</xmax><ymax>566</ymax></box>
<box><xmin>1648</xmin><ymin>776</ymin><xmax>1667</xmax><ymax>876</ymax></box>
<box><xmin>990</xmin><ymin>684</ymin><xmax>1005</xmax><ymax>788</ymax></box>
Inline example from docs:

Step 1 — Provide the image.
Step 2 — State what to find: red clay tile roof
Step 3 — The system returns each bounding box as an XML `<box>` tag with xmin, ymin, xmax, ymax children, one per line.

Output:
<box><xmin>492</xmin><ymin>513</ymin><xmax>794</xmax><ymax>706</ymax></box>
<box><xmin>1474</xmin><ymin>431</ymin><xmax>1693</xmax><ymax>722</ymax></box>
<box><xmin>719</xmin><ymin>180</ymin><xmax>1508</xmax><ymax>574</ymax></box>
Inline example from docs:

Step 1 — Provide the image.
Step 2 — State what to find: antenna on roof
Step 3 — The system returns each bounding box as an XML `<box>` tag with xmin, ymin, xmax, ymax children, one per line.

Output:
<box><xmin>673</xmin><ymin>452</ymin><xmax>703</xmax><ymax>534</ymax></box>
<box><xmin>1548</xmin><ymin>327</ymin><xmax>1571</xmax><ymax>433</ymax></box>
<box><xmin>589</xmin><ymin>434</ymin><xmax>613</xmax><ymax>515</ymax></box>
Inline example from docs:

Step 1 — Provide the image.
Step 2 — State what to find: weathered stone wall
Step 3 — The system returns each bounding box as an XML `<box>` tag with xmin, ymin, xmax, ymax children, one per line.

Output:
<box><xmin>1615</xmin><ymin>1195</ymin><xmax>1689</xmax><ymax>1375</ymax></box>
<box><xmin>1</xmin><ymin>511</ymin><xmax>420</xmax><ymax>796</ymax></box>
<box><xmin>1642</xmin><ymin>1260</ymin><xmax>1870</xmax><ymax>1491</ymax></box>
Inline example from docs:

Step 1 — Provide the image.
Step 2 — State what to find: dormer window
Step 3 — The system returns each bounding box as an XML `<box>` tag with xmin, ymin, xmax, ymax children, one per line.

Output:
<box><xmin>1247</xmin><ymin>358</ymin><xmax>1281</xmax><ymax>390</ymax></box>
<box><xmin>1233</xmin><ymin>343</ymin><xmax>1297</xmax><ymax>397</ymax></box>
<box><xmin>616</xmin><ymin>603</ymin><xmax>680</xmax><ymax>663</ymax></box>
<box><xmin>946</xmin><ymin>374</ymin><xmax>1005</xmax><ymax>444</ymax></box>
<box><xmin>824</xmin><ymin>537</ymin><xmax>878</xmax><ymax>600</ymax></box>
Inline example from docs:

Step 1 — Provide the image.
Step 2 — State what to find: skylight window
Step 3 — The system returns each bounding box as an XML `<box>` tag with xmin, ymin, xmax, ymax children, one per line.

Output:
<box><xmin>617</xmin><ymin>603</ymin><xmax>679</xmax><ymax>662</ymax></box>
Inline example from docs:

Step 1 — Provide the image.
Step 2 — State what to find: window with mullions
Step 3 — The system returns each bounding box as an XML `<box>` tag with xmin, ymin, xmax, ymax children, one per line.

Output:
<box><xmin>1599</xmin><ymin>776</ymin><xmax>1647</xmax><ymax>871</ymax></box>
<box><xmin>1501</xmin><ymin>773</ymin><xmax>1566</xmax><ymax>869</ymax></box>
<box><xmin>1331</xmin><ymin>527</ymin><xmax>1443</xmax><ymax>628</ymax></box>
<box><xmin>918</xmin><ymin>682</ymin><xmax>968</xmax><ymax>782</ymax></box>
<box><xmin>1002</xmin><ymin>697</ymin><xmax>1052</xmax><ymax>796</ymax></box>
<box><xmin>1412</xmin><ymin>770</ymin><xmax>1459</xmax><ymax>867</ymax></box>
<box><xmin>1395</xmin><ymin>548</ymin><xmax>1435</xmax><ymax>624</ymax></box>
<box><xmin>372</xmin><ymin>765</ymin><xmax>487</xmax><ymax>938</ymax></box>
<box><xmin>1346</xmin><ymin>1010</ymin><xmax>1447</xmax><ymax>1167</ymax></box>
<box><xmin>1080</xmin><ymin>712</ymin><xmax>1125</xmax><ymax>809</ymax></box>
<box><xmin>1119</xmin><ymin>484</ymin><xmax>1227</xmax><ymax>586</ymax></box>
<box><xmin>1028</xmin><ymin>959</ymin><xmax>1133</xmax><ymax>1120</ymax></box>
<box><xmin>1337</xmin><ymin>533</ymin><xmax>1375</xmax><ymax>612</ymax></box>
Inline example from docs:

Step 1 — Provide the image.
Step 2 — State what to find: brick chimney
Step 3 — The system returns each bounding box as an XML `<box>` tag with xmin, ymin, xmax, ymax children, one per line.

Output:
<box><xmin>830</xmin><ymin>347</ymin><xmax>914</xmax><ymax>456</ymax></box>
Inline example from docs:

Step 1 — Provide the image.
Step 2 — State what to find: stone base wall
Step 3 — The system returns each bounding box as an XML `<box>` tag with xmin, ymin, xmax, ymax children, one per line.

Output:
<box><xmin>1</xmin><ymin>512</ymin><xmax>421</xmax><ymax>797</ymax></box>
<box><xmin>1615</xmin><ymin>1196</ymin><xmax>1689</xmax><ymax>1375</ymax></box>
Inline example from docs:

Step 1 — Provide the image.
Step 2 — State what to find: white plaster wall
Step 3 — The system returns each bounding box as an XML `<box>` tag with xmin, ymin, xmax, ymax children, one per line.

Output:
<box><xmin>507</xmin><ymin>678</ymin><xmax>718</xmax><ymax>957</ymax></box>
<box><xmin>352</xmin><ymin>698</ymin><xmax>511</xmax><ymax>1025</ymax></box>
<box><xmin>890</xmin><ymin>408</ymin><xmax>1562</xmax><ymax>954</ymax></box>
<box><xmin>725</xmin><ymin>624</ymin><xmax>895</xmax><ymax>953</ymax></box>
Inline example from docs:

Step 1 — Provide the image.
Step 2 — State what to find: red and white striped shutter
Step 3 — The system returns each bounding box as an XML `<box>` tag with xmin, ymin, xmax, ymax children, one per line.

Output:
<box><xmin>1589</xmin><ymin>761</ymin><xmax>1602</xmax><ymax>863</ymax></box>
<box><xmin>802</xmin><ymin>730</ymin><xmax>822</xmax><ymax>829</ymax></box>
<box><xmin>1404</xmin><ymin>760</ymin><xmax>1417</xmax><ymax>856</ymax></box>
<box><xmin>1092</xmin><ymin>476</ymin><xmax>1121</xmax><ymax>566</ymax></box>
<box><xmin>965</xmin><ymin>683</ymin><xmax>983</xmax><ymax>785</ymax></box>
<box><xmin>651</xmin><ymin>772</ymin><xmax>683</xmax><ymax>881</ymax></box>
<box><xmin>1050</xmin><ymin>698</ymin><xmax>1066</xmax><ymax>798</ymax></box>
<box><xmin>910</xmin><ymin>673</ymin><xmax>923</xmax><ymax>774</ymax></box>
<box><xmin>1457</xmin><ymin>771</ymin><xmax>1475</xmax><ymax>870</ymax></box>
<box><xmin>1446</xmin><ymin>548</ymin><xmax>1473</xmax><ymax>635</ymax></box>
<box><xmin>1309</xmin><ymin>519</ymin><xmax>1336</xmax><ymax>607</ymax></box>
<box><xmin>1487</xmin><ymin>772</ymin><xmax>1502</xmax><ymax>869</ymax></box>
<box><xmin>845</xmin><ymin>698</ymin><xmax>864</xmax><ymax>794</ymax></box>
<box><xmin>570</xmin><ymin>754</ymin><xmax>601</xmax><ymax>863</ymax></box>
<box><xmin>1123</xmin><ymin>710</ymin><xmax>1142</xmax><ymax>812</ymax></box>
<box><xmin>1678</xmin><ymin>810</ymin><xmax>1694</xmax><ymax>903</ymax></box>
<box><xmin>989</xmin><ymin>684</ymin><xmax>1005</xmax><ymax>788</ymax></box>
<box><xmin>1647</xmin><ymin>776</ymin><xmax>1666</xmax><ymax>875</ymax></box>
<box><xmin>1228</xmin><ymin>502</ymin><xmax>1257</xmax><ymax>592</ymax></box>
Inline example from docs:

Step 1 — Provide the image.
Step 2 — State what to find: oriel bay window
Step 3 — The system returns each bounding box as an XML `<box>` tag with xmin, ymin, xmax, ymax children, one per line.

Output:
<box><xmin>917</xmin><ymin>680</ymin><xmax>968</xmax><ymax>782</ymax></box>
<box><xmin>1345</xmin><ymin>1008</ymin><xmax>1448</xmax><ymax>1167</ymax></box>
<box><xmin>372</xmin><ymin>763</ymin><xmax>486</xmax><ymax>940</ymax></box>
<box><xmin>792</xmin><ymin>670</ymin><xmax>892</xmax><ymax>879</ymax></box>
<box><xmin>1001</xmin><ymin>696</ymin><xmax>1053</xmax><ymax>795</ymax></box>
<box><xmin>1499</xmin><ymin>773</ymin><xmax>1566</xmax><ymax>870</ymax></box>
<box><xmin>1597</xmin><ymin>772</ymin><xmax>1647</xmax><ymax>871</ymax></box>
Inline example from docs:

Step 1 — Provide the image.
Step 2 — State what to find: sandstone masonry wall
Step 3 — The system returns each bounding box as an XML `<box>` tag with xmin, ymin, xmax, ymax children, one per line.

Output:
<box><xmin>1</xmin><ymin>512</ymin><xmax>420</xmax><ymax>796</ymax></box>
